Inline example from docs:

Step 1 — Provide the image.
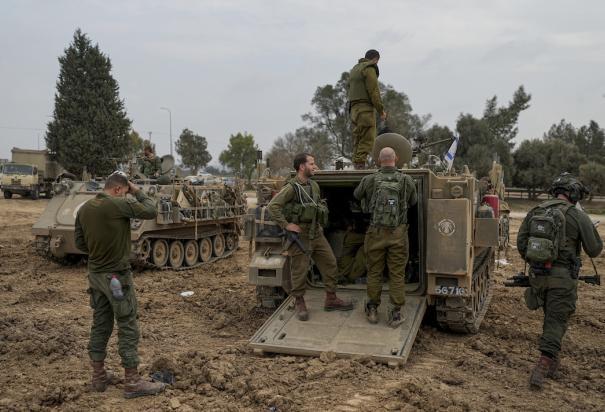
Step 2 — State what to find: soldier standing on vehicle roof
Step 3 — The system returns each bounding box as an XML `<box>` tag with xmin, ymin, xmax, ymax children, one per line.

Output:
<box><xmin>517</xmin><ymin>173</ymin><xmax>602</xmax><ymax>390</ymax></box>
<box><xmin>268</xmin><ymin>153</ymin><xmax>354</xmax><ymax>321</ymax></box>
<box><xmin>138</xmin><ymin>144</ymin><xmax>162</xmax><ymax>177</ymax></box>
<box><xmin>354</xmin><ymin>147</ymin><xmax>417</xmax><ymax>327</ymax></box>
<box><xmin>348</xmin><ymin>49</ymin><xmax>387</xmax><ymax>170</ymax></box>
<box><xmin>75</xmin><ymin>171</ymin><xmax>166</xmax><ymax>398</ymax></box>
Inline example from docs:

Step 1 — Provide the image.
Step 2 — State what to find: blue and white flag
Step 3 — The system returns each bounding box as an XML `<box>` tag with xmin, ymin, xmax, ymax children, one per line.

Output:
<box><xmin>444</xmin><ymin>135</ymin><xmax>459</xmax><ymax>172</ymax></box>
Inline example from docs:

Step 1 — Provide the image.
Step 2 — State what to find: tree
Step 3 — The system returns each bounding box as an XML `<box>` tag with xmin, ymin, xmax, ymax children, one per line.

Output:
<box><xmin>483</xmin><ymin>85</ymin><xmax>531</xmax><ymax>143</ymax></box>
<box><xmin>128</xmin><ymin>130</ymin><xmax>145</xmax><ymax>158</ymax></box>
<box><xmin>219</xmin><ymin>132</ymin><xmax>258</xmax><ymax>183</ymax></box>
<box><xmin>266</xmin><ymin>127</ymin><xmax>332</xmax><ymax>174</ymax></box>
<box><xmin>579</xmin><ymin>161</ymin><xmax>605</xmax><ymax>200</ymax></box>
<box><xmin>175</xmin><ymin>128</ymin><xmax>212</xmax><ymax>175</ymax></box>
<box><xmin>46</xmin><ymin>29</ymin><xmax>131</xmax><ymax>177</ymax></box>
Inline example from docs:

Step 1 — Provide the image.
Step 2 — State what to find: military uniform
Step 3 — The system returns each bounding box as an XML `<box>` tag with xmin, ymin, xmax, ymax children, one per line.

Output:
<box><xmin>338</xmin><ymin>230</ymin><xmax>366</xmax><ymax>282</ymax></box>
<box><xmin>267</xmin><ymin>176</ymin><xmax>338</xmax><ymax>297</ymax></box>
<box><xmin>138</xmin><ymin>156</ymin><xmax>162</xmax><ymax>177</ymax></box>
<box><xmin>75</xmin><ymin>190</ymin><xmax>156</xmax><ymax>368</ymax></box>
<box><xmin>517</xmin><ymin>200</ymin><xmax>602</xmax><ymax>359</ymax></box>
<box><xmin>348</xmin><ymin>58</ymin><xmax>384</xmax><ymax>165</ymax></box>
<box><xmin>354</xmin><ymin>166</ymin><xmax>417</xmax><ymax>313</ymax></box>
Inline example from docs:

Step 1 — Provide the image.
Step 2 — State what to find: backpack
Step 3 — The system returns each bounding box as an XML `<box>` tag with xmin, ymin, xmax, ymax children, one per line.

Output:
<box><xmin>523</xmin><ymin>200</ymin><xmax>573</xmax><ymax>266</ymax></box>
<box><xmin>369</xmin><ymin>171</ymin><xmax>407</xmax><ymax>228</ymax></box>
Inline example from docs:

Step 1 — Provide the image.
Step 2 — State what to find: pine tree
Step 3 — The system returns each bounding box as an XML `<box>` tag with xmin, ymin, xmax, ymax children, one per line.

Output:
<box><xmin>46</xmin><ymin>28</ymin><xmax>131</xmax><ymax>177</ymax></box>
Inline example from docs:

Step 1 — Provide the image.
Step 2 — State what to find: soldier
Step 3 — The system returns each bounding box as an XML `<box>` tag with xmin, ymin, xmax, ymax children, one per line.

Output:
<box><xmin>138</xmin><ymin>144</ymin><xmax>162</xmax><ymax>177</ymax></box>
<box><xmin>268</xmin><ymin>153</ymin><xmax>354</xmax><ymax>320</ymax></box>
<box><xmin>354</xmin><ymin>147</ymin><xmax>417</xmax><ymax>327</ymax></box>
<box><xmin>338</xmin><ymin>226</ymin><xmax>367</xmax><ymax>283</ymax></box>
<box><xmin>75</xmin><ymin>171</ymin><xmax>165</xmax><ymax>398</ymax></box>
<box><xmin>517</xmin><ymin>173</ymin><xmax>602</xmax><ymax>389</ymax></box>
<box><xmin>348</xmin><ymin>49</ymin><xmax>387</xmax><ymax>169</ymax></box>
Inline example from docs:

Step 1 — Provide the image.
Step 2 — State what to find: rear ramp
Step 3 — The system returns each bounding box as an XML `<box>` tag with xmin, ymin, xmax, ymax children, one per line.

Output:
<box><xmin>250</xmin><ymin>289</ymin><xmax>427</xmax><ymax>366</ymax></box>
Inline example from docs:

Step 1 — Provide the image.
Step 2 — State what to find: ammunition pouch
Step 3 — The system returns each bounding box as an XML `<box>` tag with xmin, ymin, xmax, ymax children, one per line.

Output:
<box><xmin>317</xmin><ymin>200</ymin><xmax>329</xmax><ymax>227</ymax></box>
<box><xmin>300</xmin><ymin>204</ymin><xmax>317</xmax><ymax>223</ymax></box>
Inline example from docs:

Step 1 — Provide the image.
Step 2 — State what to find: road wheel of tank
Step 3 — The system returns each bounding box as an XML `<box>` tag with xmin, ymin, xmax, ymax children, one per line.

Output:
<box><xmin>184</xmin><ymin>240</ymin><xmax>199</xmax><ymax>266</ymax></box>
<box><xmin>199</xmin><ymin>238</ymin><xmax>212</xmax><ymax>262</ymax></box>
<box><xmin>225</xmin><ymin>233</ymin><xmax>238</xmax><ymax>251</ymax></box>
<box><xmin>169</xmin><ymin>240</ymin><xmax>185</xmax><ymax>268</ymax></box>
<box><xmin>30</xmin><ymin>188</ymin><xmax>39</xmax><ymax>200</ymax></box>
<box><xmin>213</xmin><ymin>234</ymin><xmax>225</xmax><ymax>257</ymax></box>
<box><xmin>140</xmin><ymin>239</ymin><xmax>152</xmax><ymax>260</ymax></box>
<box><xmin>152</xmin><ymin>239</ymin><xmax>169</xmax><ymax>267</ymax></box>
<box><xmin>3</xmin><ymin>191</ymin><xmax>12</xmax><ymax>199</ymax></box>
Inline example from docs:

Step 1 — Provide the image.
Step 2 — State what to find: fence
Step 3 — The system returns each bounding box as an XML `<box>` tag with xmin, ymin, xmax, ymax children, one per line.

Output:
<box><xmin>505</xmin><ymin>187</ymin><xmax>605</xmax><ymax>201</ymax></box>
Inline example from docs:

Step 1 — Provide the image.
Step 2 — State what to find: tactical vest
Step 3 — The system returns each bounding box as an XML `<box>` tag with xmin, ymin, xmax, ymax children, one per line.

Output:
<box><xmin>282</xmin><ymin>179</ymin><xmax>329</xmax><ymax>228</ymax></box>
<box><xmin>522</xmin><ymin>199</ymin><xmax>573</xmax><ymax>268</ymax></box>
<box><xmin>369</xmin><ymin>171</ymin><xmax>407</xmax><ymax>228</ymax></box>
<box><xmin>348</xmin><ymin>60</ymin><xmax>378</xmax><ymax>102</ymax></box>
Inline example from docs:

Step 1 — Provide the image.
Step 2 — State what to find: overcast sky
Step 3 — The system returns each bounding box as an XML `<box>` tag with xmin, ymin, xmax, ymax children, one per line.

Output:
<box><xmin>1</xmin><ymin>0</ymin><xmax>604</xmax><ymax>164</ymax></box>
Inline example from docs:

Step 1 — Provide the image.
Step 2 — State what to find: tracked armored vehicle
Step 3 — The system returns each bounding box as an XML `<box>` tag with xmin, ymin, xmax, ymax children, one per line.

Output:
<box><xmin>246</xmin><ymin>133</ymin><xmax>501</xmax><ymax>366</ymax></box>
<box><xmin>32</xmin><ymin>177</ymin><xmax>246</xmax><ymax>269</ymax></box>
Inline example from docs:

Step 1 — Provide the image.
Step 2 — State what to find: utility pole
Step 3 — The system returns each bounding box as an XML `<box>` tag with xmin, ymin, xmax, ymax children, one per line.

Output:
<box><xmin>160</xmin><ymin>107</ymin><xmax>173</xmax><ymax>157</ymax></box>
<box><xmin>148</xmin><ymin>131</ymin><xmax>152</xmax><ymax>143</ymax></box>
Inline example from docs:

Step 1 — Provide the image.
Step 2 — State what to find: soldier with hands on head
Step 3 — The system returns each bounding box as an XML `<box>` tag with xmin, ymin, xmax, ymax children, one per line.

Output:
<box><xmin>75</xmin><ymin>171</ymin><xmax>165</xmax><ymax>398</ymax></box>
<box><xmin>354</xmin><ymin>147</ymin><xmax>417</xmax><ymax>327</ymax></box>
<box><xmin>268</xmin><ymin>153</ymin><xmax>354</xmax><ymax>321</ymax></box>
<box><xmin>348</xmin><ymin>49</ymin><xmax>387</xmax><ymax>170</ymax></box>
<box><xmin>517</xmin><ymin>173</ymin><xmax>602</xmax><ymax>390</ymax></box>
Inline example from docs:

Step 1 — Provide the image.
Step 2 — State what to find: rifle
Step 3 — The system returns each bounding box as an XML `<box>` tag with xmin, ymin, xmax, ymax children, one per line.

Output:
<box><xmin>504</xmin><ymin>271</ymin><xmax>601</xmax><ymax>287</ymax></box>
<box><xmin>281</xmin><ymin>230</ymin><xmax>310</xmax><ymax>257</ymax></box>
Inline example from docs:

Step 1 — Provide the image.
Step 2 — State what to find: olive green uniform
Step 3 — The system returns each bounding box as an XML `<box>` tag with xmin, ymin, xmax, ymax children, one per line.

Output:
<box><xmin>338</xmin><ymin>230</ymin><xmax>366</xmax><ymax>282</ymax></box>
<box><xmin>517</xmin><ymin>201</ymin><xmax>602</xmax><ymax>358</ymax></box>
<box><xmin>267</xmin><ymin>176</ymin><xmax>338</xmax><ymax>297</ymax></box>
<box><xmin>354</xmin><ymin>167</ymin><xmax>417</xmax><ymax>306</ymax></box>
<box><xmin>138</xmin><ymin>156</ymin><xmax>162</xmax><ymax>177</ymax></box>
<box><xmin>75</xmin><ymin>191</ymin><xmax>156</xmax><ymax>368</ymax></box>
<box><xmin>348</xmin><ymin>58</ymin><xmax>384</xmax><ymax>164</ymax></box>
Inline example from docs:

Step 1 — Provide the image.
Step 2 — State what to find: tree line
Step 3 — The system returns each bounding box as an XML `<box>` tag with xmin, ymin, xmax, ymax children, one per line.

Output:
<box><xmin>46</xmin><ymin>29</ymin><xmax>605</xmax><ymax>197</ymax></box>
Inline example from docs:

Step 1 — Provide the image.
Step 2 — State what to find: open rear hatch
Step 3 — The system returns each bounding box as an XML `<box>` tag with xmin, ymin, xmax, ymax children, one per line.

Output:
<box><xmin>250</xmin><ymin>289</ymin><xmax>427</xmax><ymax>366</ymax></box>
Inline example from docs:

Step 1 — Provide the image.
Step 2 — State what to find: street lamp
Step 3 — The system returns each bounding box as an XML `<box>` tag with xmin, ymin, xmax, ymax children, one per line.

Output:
<box><xmin>160</xmin><ymin>107</ymin><xmax>173</xmax><ymax>157</ymax></box>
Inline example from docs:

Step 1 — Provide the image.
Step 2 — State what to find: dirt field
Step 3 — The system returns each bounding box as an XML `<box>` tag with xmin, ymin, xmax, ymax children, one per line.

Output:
<box><xmin>1</xmin><ymin>198</ymin><xmax>604</xmax><ymax>412</ymax></box>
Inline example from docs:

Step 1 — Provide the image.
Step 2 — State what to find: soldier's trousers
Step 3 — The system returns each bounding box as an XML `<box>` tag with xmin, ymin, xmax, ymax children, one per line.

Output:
<box><xmin>338</xmin><ymin>231</ymin><xmax>366</xmax><ymax>282</ymax></box>
<box><xmin>351</xmin><ymin>104</ymin><xmax>376</xmax><ymax>164</ymax></box>
<box><xmin>364</xmin><ymin>225</ymin><xmax>408</xmax><ymax>307</ymax></box>
<box><xmin>525</xmin><ymin>267</ymin><xmax>577</xmax><ymax>358</ymax></box>
<box><xmin>87</xmin><ymin>271</ymin><xmax>140</xmax><ymax>368</ymax></box>
<box><xmin>288</xmin><ymin>230</ymin><xmax>338</xmax><ymax>297</ymax></box>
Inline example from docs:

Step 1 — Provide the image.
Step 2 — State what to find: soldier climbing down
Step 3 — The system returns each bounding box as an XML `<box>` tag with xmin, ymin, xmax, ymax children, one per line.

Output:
<box><xmin>517</xmin><ymin>173</ymin><xmax>602</xmax><ymax>390</ymax></box>
<box><xmin>348</xmin><ymin>49</ymin><xmax>387</xmax><ymax>169</ymax></box>
<box><xmin>268</xmin><ymin>153</ymin><xmax>354</xmax><ymax>321</ymax></box>
<box><xmin>354</xmin><ymin>147</ymin><xmax>417</xmax><ymax>327</ymax></box>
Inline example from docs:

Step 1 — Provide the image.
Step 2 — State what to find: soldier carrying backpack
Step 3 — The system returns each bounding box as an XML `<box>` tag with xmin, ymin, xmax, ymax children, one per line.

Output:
<box><xmin>517</xmin><ymin>173</ymin><xmax>602</xmax><ymax>390</ymax></box>
<box><xmin>354</xmin><ymin>147</ymin><xmax>417</xmax><ymax>327</ymax></box>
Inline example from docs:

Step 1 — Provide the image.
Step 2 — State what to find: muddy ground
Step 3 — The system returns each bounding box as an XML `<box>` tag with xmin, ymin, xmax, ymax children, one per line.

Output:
<box><xmin>0</xmin><ymin>198</ymin><xmax>604</xmax><ymax>412</ymax></box>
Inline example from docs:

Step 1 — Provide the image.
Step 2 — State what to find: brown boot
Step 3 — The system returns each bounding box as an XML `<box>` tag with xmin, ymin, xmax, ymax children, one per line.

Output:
<box><xmin>529</xmin><ymin>355</ymin><xmax>553</xmax><ymax>390</ymax></box>
<box><xmin>387</xmin><ymin>306</ymin><xmax>406</xmax><ymax>328</ymax></box>
<box><xmin>365</xmin><ymin>304</ymin><xmax>378</xmax><ymax>324</ymax></box>
<box><xmin>124</xmin><ymin>368</ymin><xmax>166</xmax><ymax>399</ymax></box>
<box><xmin>324</xmin><ymin>292</ymin><xmax>354</xmax><ymax>311</ymax></box>
<box><xmin>295</xmin><ymin>296</ymin><xmax>309</xmax><ymax>321</ymax></box>
<box><xmin>90</xmin><ymin>360</ymin><xmax>121</xmax><ymax>392</ymax></box>
<box><xmin>547</xmin><ymin>356</ymin><xmax>560</xmax><ymax>379</ymax></box>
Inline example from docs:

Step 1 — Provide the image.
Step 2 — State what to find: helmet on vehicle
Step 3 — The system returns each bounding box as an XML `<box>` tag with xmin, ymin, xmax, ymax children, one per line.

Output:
<box><xmin>549</xmin><ymin>172</ymin><xmax>589</xmax><ymax>203</ymax></box>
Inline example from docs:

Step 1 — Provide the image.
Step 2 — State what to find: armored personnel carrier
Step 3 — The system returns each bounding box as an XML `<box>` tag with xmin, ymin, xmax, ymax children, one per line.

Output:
<box><xmin>246</xmin><ymin>133</ymin><xmax>500</xmax><ymax>366</ymax></box>
<box><xmin>32</xmin><ymin>176</ymin><xmax>246</xmax><ymax>269</ymax></box>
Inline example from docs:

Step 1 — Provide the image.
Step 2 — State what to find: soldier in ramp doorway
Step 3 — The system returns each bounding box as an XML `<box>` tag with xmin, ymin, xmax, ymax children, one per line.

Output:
<box><xmin>354</xmin><ymin>147</ymin><xmax>417</xmax><ymax>327</ymax></box>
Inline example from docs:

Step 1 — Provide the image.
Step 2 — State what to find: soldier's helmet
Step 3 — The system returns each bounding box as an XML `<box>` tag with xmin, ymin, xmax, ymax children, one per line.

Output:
<box><xmin>549</xmin><ymin>172</ymin><xmax>589</xmax><ymax>203</ymax></box>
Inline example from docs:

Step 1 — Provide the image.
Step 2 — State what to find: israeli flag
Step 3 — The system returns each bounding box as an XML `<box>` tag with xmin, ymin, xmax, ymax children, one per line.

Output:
<box><xmin>444</xmin><ymin>135</ymin><xmax>459</xmax><ymax>172</ymax></box>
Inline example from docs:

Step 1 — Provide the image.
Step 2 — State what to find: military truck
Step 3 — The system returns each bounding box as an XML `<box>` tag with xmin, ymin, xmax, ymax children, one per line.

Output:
<box><xmin>32</xmin><ymin>176</ymin><xmax>246</xmax><ymax>268</ymax></box>
<box><xmin>1</xmin><ymin>148</ymin><xmax>65</xmax><ymax>199</ymax></box>
<box><xmin>246</xmin><ymin>133</ymin><xmax>500</xmax><ymax>366</ymax></box>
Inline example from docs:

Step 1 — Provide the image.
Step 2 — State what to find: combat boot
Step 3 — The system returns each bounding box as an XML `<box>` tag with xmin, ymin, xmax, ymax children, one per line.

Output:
<box><xmin>387</xmin><ymin>307</ymin><xmax>406</xmax><ymax>328</ymax></box>
<box><xmin>90</xmin><ymin>360</ymin><xmax>120</xmax><ymax>392</ymax></box>
<box><xmin>529</xmin><ymin>355</ymin><xmax>553</xmax><ymax>390</ymax></box>
<box><xmin>324</xmin><ymin>292</ymin><xmax>354</xmax><ymax>311</ymax></box>
<box><xmin>365</xmin><ymin>303</ymin><xmax>378</xmax><ymax>324</ymax></box>
<box><xmin>123</xmin><ymin>368</ymin><xmax>166</xmax><ymax>399</ymax></box>
<box><xmin>295</xmin><ymin>296</ymin><xmax>309</xmax><ymax>321</ymax></box>
<box><xmin>547</xmin><ymin>356</ymin><xmax>560</xmax><ymax>379</ymax></box>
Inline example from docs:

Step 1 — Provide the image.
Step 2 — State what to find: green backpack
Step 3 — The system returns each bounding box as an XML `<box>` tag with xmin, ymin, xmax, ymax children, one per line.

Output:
<box><xmin>369</xmin><ymin>172</ymin><xmax>407</xmax><ymax>228</ymax></box>
<box><xmin>524</xmin><ymin>200</ymin><xmax>572</xmax><ymax>265</ymax></box>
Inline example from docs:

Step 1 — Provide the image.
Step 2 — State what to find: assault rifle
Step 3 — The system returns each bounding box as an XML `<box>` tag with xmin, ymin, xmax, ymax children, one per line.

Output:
<box><xmin>504</xmin><ymin>271</ymin><xmax>601</xmax><ymax>287</ymax></box>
